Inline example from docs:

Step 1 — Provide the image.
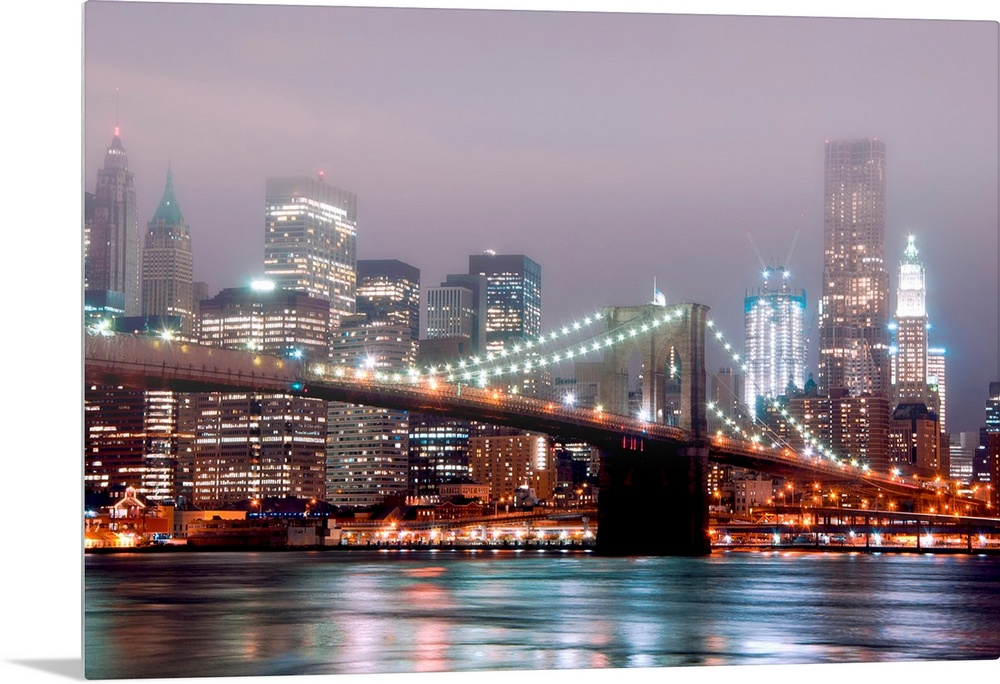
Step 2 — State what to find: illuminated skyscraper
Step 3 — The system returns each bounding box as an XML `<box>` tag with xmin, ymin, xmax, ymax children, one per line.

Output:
<box><xmin>142</xmin><ymin>168</ymin><xmax>194</xmax><ymax>337</ymax></box>
<box><xmin>819</xmin><ymin>138</ymin><xmax>890</xmax><ymax>398</ymax></box>
<box><xmin>743</xmin><ymin>266</ymin><xmax>806</xmax><ymax>417</ymax></box>
<box><xmin>468</xmin><ymin>252</ymin><xmax>541</xmax><ymax>354</ymax></box>
<box><xmin>327</xmin><ymin>315</ymin><xmax>413</xmax><ymax>507</ymax></box>
<box><xmin>927</xmin><ymin>347</ymin><xmax>946</xmax><ymax>432</ymax></box>
<box><xmin>326</xmin><ymin>261</ymin><xmax>419</xmax><ymax>508</ymax></box>
<box><xmin>88</xmin><ymin>125</ymin><xmax>140</xmax><ymax>315</ymax></box>
<box><xmin>83</xmin><ymin>192</ymin><xmax>94</xmax><ymax>290</ymax></box>
<box><xmin>356</xmin><ymin>259</ymin><xmax>421</xmax><ymax>354</ymax></box>
<box><xmin>188</xmin><ymin>283</ymin><xmax>331</xmax><ymax>507</ymax></box>
<box><xmin>198</xmin><ymin>282</ymin><xmax>331</xmax><ymax>361</ymax></box>
<box><xmin>264</xmin><ymin>175</ymin><xmax>357</xmax><ymax>329</ymax></box>
<box><xmin>893</xmin><ymin>235</ymin><xmax>929</xmax><ymax>407</ymax></box>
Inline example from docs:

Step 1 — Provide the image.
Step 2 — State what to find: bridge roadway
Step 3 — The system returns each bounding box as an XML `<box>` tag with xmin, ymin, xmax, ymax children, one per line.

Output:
<box><xmin>85</xmin><ymin>332</ymin><xmax>943</xmax><ymax>497</ymax></box>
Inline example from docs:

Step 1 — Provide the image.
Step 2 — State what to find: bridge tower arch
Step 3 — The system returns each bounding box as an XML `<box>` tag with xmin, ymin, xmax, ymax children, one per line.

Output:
<box><xmin>597</xmin><ymin>302</ymin><xmax>709</xmax><ymax>439</ymax></box>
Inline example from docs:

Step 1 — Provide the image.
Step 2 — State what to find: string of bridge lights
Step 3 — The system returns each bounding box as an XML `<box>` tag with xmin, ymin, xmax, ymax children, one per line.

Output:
<box><xmin>702</xmin><ymin>319</ymin><xmax>869</xmax><ymax>473</ymax></box>
<box><xmin>308</xmin><ymin>302</ymin><xmax>869</xmax><ymax>476</ymax></box>
<box><xmin>400</xmin><ymin>306</ymin><xmax>690</xmax><ymax>386</ymax></box>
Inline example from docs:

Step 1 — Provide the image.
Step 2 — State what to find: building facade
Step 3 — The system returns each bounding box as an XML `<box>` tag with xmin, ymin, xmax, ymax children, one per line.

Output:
<box><xmin>85</xmin><ymin>386</ymin><xmax>180</xmax><ymax>504</ymax></box>
<box><xmin>888</xmin><ymin>403</ymin><xmax>941</xmax><ymax>478</ymax></box>
<box><xmin>189</xmin><ymin>392</ymin><xmax>327</xmax><ymax>507</ymax></box>
<box><xmin>468</xmin><ymin>252</ymin><xmax>541</xmax><ymax>354</ymax></box>
<box><xmin>88</xmin><ymin>125</ymin><xmax>140</xmax><ymax>315</ymax></box>
<box><xmin>407</xmin><ymin>415</ymin><xmax>472</xmax><ymax>499</ymax></box>
<box><xmin>819</xmin><ymin>138</ymin><xmax>890</xmax><ymax>398</ymax></box>
<box><xmin>326</xmin><ymin>306</ymin><xmax>417</xmax><ymax>507</ymax></box>
<box><xmin>927</xmin><ymin>347</ymin><xmax>947</xmax><ymax>433</ymax></box>
<box><xmin>893</xmin><ymin>235</ymin><xmax>929</xmax><ymax>407</ymax></box>
<box><xmin>142</xmin><ymin>168</ymin><xmax>194</xmax><ymax>338</ymax></box>
<box><xmin>198</xmin><ymin>283</ymin><xmax>331</xmax><ymax>362</ymax></box>
<box><xmin>356</xmin><ymin>259</ymin><xmax>420</xmax><ymax>346</ymax></box>
<box><xmin>468</xmin><ymin>433</ymin><xmax>554</xmax><ymax>503</ymax></box>
<box><xmin>743</xmin><ymin>266</ymin><xmax>806</xmax><ymax>417</ymax></box>
<box><xmin>264</xmin><ymin>175</ymin><xmax>357</xmax><ymax>329</ymax></box>
<box><xmin>188</xmin><ymin>284</ymin><xmax>331</xmax><ymax>507</ymax></box>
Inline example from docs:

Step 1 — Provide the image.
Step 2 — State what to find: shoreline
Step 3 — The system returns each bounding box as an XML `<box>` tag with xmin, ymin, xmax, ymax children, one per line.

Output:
<box><xmin>84</xmin><ymin>543</ymin><xmax>1000</xmax><ymax>556</ymax></box>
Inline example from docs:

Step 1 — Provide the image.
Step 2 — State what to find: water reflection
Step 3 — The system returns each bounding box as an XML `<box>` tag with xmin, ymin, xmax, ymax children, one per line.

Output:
<box><xmin>84</xmin><ymin>550</ymin><xmax>1000</xmax><ymax>679</ymax></box>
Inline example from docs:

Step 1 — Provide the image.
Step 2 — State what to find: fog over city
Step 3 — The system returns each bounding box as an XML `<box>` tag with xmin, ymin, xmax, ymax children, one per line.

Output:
<box><xmin>82</xmin><ymin>3</ymin><xmax>998</xmax><ymax>433</ymax></box>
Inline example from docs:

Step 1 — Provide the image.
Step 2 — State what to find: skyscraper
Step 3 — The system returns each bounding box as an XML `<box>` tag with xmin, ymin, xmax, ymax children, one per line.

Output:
<box><xmin>927</xmin><ymin>347</ymin><xmax>947</xmax><ymax>432</ymax></box>
<box><xmin>819</xmin><ymin>138</ymin><xmax>889</xmax><ymax>398</ymax></box>
<box><xmin>88</xmin><ymin>125</ymin><xmax>140</xmax><ymax>315</ymax></box>
<box><xmin>356</xmin><ymin>259</ymin><xmax>421</xmax><ymax>353</ymax></box>
<box><xmin>198</xmin><ymin>282</ymin><xmax>331</xmax><ymax>361</ymax></box>
<box><xmin>743</xmin><ymin>266</ymin><xmax>806</xmax><ymax>417</ymax></box>
<box><xmin>893</xmin><ymin>235</ymin><xmax>929</xmax><ymax>407</ymax></box>
<box><xmin>468</xmin><ymin>252</ymin><xmax>541</xmax><ymax>354</ymax></box>
<box><xmin>264</xmin><ymin>175</ymin><xmax>357</xmax><ymax>329</ymax></box>
<box><xmin>189</xmin><ymin>285</ymin><xmax>330</xmax><ymax>507</ymax></box>
<box><xmin>142</xmin><ymin>168</ymin><xmax>194</xmax><ymax>337</ymax></box>
<box><xmin>327</xmin><ymin>262</ymin><xmax>420</xmax><ymax>509</ymax></box>
<box><xmin>327</xmin><ymin>315</ymin><xmax>414</xmax><ymax>507</ymax></box>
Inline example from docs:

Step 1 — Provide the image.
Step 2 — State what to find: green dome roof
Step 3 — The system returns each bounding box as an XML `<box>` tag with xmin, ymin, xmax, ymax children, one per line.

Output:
<box><xmin>152</xmin><ymin>168</ymin><xmax>184</xmax><ymax>224</ymax></box>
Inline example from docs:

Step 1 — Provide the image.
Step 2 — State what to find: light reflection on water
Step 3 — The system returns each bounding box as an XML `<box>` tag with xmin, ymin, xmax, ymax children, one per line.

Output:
<box><xmin>84</xmin><ymin>549</ymin><xmax>1000</xmax><ymax>680</ymax></box>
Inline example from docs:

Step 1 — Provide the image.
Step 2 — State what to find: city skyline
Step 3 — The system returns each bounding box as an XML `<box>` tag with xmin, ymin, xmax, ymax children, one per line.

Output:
<box><xmin>6</xmin><ymin>3</ymin><xmax>998</xmax><ymax>683</ymax></box>
<box><xmin>82</xmin><ymin>3</ymin><xmax>998</xmax><ymax>435</ymax></box>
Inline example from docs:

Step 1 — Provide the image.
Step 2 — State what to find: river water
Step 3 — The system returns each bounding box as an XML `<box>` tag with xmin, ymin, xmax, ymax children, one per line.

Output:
<box><xmin>84</xmin><ymin>549</ymin><xmax>999</xmax><ymax>680</ymax></box>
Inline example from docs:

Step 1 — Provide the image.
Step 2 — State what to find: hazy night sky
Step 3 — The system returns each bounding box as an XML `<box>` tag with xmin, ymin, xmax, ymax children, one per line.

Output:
<box><xmin>82</xmin><ymin>1</ymin><xmax>998</xmax><ymax>434</ymax></box>
<box><xmin>2</xmin><ymin>3</ymin><xmax>997</xmax><ymax>683</ymax></box>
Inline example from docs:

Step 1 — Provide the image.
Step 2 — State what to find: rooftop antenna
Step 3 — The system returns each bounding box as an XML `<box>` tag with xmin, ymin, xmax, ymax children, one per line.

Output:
<box><xmin>114</xmin><ymin>88</ymin><xmax>120</xmax><ymax>136</ymax></box>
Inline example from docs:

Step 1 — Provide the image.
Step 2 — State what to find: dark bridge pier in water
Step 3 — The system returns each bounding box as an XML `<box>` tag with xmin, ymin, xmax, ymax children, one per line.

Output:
<box><xmin>594</xmin><ymin>303</ymin><xmax>711</xmax><ymax>556</ymax></box>
<box><xmin>597</xmin><ymin>443</ymin><xmax>711</xmax><ymax>556</ymax></box>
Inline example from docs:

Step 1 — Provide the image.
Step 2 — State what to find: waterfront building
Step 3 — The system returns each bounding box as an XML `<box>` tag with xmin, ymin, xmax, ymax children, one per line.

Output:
<box><xmin>325</xmin><ymin>403</ymin><xmax>409</xmax><ymax>507</ymax></box>
<box><xmin>408</xmin><ymin>415</ymin><xmax>472</xmax><ymax>498</ymax></box>
<box><xmin>188</xmin><ymin>284</ymin><xmax>330</xmax><ymax>507</ymax></box>
<box><xmin>468</xmin><ymin>433</ymin><xmax>554</xmax><ymax>503</ymax></box>
<box><xmin>88</xmin><ymin>124</ymin><xmax>140</xmax><ymax>315</ymax></box>
<box><xmin>142</xmin><ymin>168</ymin><xmax>194</xmax><ymax>338</ymax></box>
<box><xmin>85</xmin><ymin>385</ymin><xmax>180</xmax><ymax>504</ymax></box>
<box><xmin>188</xmin><ymin>392</ymin><xmax>327</xmax><ymax>507</ymax></box>
<box><xmin>743</xmin><ymin>267</ymin><xmax>806</xmax><ymax>418</ymax></box>
<box><xmin>327</xmin><ymin>313</ymin><xmax>415</xmax><ymax>507</ymax></box>
<box><xmin>731</xmin><ymin>469</ymin><xmax>774</xmax><ymax>515</ymax></box>
<box><xmin>819</xmin><ymin>138</ymin><xmax>890</xmax><ymax>398</ymax></box>
<box><xmin>264</xmin><ymin>175</ymin><xmax>357</xmax><ymax>329</ymax></box>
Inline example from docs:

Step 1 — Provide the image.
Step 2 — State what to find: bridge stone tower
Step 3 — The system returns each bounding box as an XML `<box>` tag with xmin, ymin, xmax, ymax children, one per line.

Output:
<box><xmin>596</xmin><ymin>302</ymin><xmax>711</xmax><ymax>556</ymax></box>
<box><xmin>597</xmin><ymin>303</ymin><xmax>708</xmax><ymax>438</ymax></box>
